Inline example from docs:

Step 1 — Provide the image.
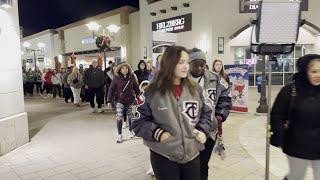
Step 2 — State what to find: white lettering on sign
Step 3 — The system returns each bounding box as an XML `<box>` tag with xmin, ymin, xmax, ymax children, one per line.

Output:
<box><xmin>156</xmin><ymin>17</ymin><xmax>186</xmax><ymax>32</ymax></box>
<box><xmin>81</xmin><ymin>37</ymin><xmax>95</xmax><ymax>45</ymax></box>
<box><xmin>249</xmin><ymin>4</ymin><xmax>259</xmax><ymax>10</ymax></box>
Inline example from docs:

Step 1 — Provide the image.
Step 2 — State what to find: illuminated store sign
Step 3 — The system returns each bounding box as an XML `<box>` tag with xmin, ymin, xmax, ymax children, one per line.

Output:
<box><xmin>82</xmin><ymin>37</ymin><xmax>95</xmax><ymax>45</ymax></box>
<box><xmin>239</xmin><ymin>0</ymin><xmax>308</xmax><ymax>13</ymax></box>
<box><xmin>152</xmin><ymin>13</ymin><xmax>192</xmax><ymax>33</ymax></box>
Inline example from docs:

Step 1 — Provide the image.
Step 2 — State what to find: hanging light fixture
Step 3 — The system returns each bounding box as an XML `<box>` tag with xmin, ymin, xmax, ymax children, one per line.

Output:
<box><xmin>0</xmin><ymin>0</ymin><xmax>12</xmax><ymax>9</ymax></box>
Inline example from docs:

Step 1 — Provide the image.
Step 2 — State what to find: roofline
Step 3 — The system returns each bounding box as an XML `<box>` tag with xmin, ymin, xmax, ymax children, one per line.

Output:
<box><xmin>56</xmin><ymin>5</ymin><xmax>138</xmax><ymax>31</ymax></box>
<box><xmin>22</xmin><ymin>29</ymin><xmax>58</xmax><ymax>41</ymax></box>
<box><xmin>22</xmin><ymin>5</ymin><xmax>138</xmax><ymax>40</ymax></box>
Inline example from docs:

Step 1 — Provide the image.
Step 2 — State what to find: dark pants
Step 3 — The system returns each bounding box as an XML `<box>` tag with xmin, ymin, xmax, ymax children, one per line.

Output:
<box><xmin>88</xmin><ymin>86</ymin><xmax>104</xmax><ymax>109</ymax></box>
<box><xmin>200</xmin><ymin>138</ymin><xmax>216</xmax><ymax>180</ymax></box>
<box><xmin>35</xmin><ymin>82</ymin><xmax>42</xmax><ymax>94</ymax></box>
<box><xmin>26</xmin><ymin>82</ymin><xmax>34</xmax><ymax>95</ymax></box>
<box><xmin>64</xmin><ymin>88</ymin><xmax>74</xmax><ymax>103</ymax></box>
<box><xmin>23</xmin><ymin>83</ymin><xmax>26</xmax><ymax>95</ymax></box>
<box><xmin>150</xmin><ymin>151</ymin><xmax>201</xmax><ymax>180</ymax></box>
<box><xmin>83</xmin><ymin>88</ymin><xmax>90</xmax><ymax>102</ymax></box>
<box><xmin>52</xmin><ymin>85</ymin><xmax>62</xmax><ymax>98</ymax></box>
<box><xmin>43</xmin><ymin>83</ymin><xmax>52</xmax><ymax>94</ymax></box>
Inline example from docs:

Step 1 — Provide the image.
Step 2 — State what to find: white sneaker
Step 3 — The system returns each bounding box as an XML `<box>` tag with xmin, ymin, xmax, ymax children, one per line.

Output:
<box><xmin>97</xmin><ymin>108</ymin><xmax>104</xmax><ymax>113</ymax></box>
<box><xmin>146</xmin><ymin>167</ymin><xmax>154</xmax><ymax>176</ymax></box>
<box><xmin>122</xmin><ymin>122</ymin><xmax>128</xmax><ymax>129</ymax></box>
<box><xmin>92</xmin><ymin>108</ymin><xmax>97</xmax><ymax>113</ymax></box>
<box><xmin>129</xmin><ymin>131</ymin><xmax>135</xmax><ymax>139</ymax></box>
<box><xmin>116</xmin><ymin>135</ymin><xmax>123</xmax><ymax>143</ymax></box>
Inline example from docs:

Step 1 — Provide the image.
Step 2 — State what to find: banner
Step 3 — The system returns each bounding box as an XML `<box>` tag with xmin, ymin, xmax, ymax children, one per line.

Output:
<box><xmin>224</xmin><ymin>64</ymin><xmax>249</xmax><ymax>112</ymax></box>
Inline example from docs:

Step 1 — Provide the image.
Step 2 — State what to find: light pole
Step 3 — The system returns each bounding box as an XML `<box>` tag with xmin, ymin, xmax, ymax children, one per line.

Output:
<box><xmin>257</xmin><ymin>55</ymin><xmax>268</xmax><ymax>113</ymax></box>
<box><xmin>106</xmin><ymin>24</ymin><xmax>120</xmax><ymax>41</ymax></box>
<box><xmin>22</xmin><ymin>42</ymin><xmax>44</xmax><ymax>70</ymax></box>
<box><xmin>86</xmin><ymin>22</ymin><xmax>101</xmax><ymax>39</ymax></box>
<box><xmin>86</xmin><ymin>22</ymin><xmax>103</xmax><ymax>67</ymax></box>
<box><xmin>249</xmin><ymin>1</ymin><xmax>301</xmax><ymax>180</ymax></box>
<box><xmin>106</xmin><ymin>24</ymin><xmax>120</xmax><ymax>67</ymax></box>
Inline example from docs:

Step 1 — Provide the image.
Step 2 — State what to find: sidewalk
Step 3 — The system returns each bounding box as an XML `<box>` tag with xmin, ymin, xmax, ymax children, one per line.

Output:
<box><xmin>0</xmin><ymin>87</ymin><xmax>291</xmax><ymax>180</ymax></box>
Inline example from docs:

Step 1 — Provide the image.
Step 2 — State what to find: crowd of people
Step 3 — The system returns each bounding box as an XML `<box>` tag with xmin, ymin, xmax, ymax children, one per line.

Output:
<box><xmin>21</xmin><ymin>48</ymin><xmax>320</xmax><ymax>179</ymax></box>
<box><xmin>22</xmin><ymin>46</ymin><xmax>233</xmax><ymax>180</ymax></box>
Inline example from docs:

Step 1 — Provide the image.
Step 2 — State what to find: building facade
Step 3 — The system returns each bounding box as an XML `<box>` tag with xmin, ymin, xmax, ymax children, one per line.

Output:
<box><xmin>0</xmin><ymin>0</ymin><xmax>29</xmax><ymax>156</ymax></box>
<box><xmin>21</xmin><ymin>6</ymin><xmax>141</xmax><ymax>70</ymax></box>
<box><xmin>139</xmin><ymin>0</ymin><xmax>320</xmax><ymax>86</ymax></box>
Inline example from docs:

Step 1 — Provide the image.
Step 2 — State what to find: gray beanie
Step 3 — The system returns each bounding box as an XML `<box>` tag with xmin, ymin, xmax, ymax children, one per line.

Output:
<box><xmin>189</xmin><ymin>51</ymin><xmax>206</xmax><ymax>63</ymax></box>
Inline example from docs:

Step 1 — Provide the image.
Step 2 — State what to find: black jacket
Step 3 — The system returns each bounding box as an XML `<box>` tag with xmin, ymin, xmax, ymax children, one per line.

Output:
<box><xmin>84</xmin><ymin>67</ymin><xmax>105</xmax><ymax>88</ymax></box>
<box><xmin>134</xmin><ymin>60</ymin><xmax>150</xmax><ymax>84</ymax></box>
<box><xmin>270</xmin><ymin>82</ymin><xmax>320</xmax><ymax>160</ymax></box>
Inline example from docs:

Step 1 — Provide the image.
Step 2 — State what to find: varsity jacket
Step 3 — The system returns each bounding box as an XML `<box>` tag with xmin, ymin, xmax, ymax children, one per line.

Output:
<box><xmin>191</xmin><ymin>70</ymin><xmax>232</xmax><ymax>140</ymax></box>
<box><xmin>132</xmin><ymin>84</ymin><xmax>213</xmax><ymax>164</ymax></box>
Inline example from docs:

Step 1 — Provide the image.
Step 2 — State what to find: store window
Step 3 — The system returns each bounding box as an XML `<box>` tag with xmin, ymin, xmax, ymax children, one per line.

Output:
<box><xmin>233</xmin><ymin>45</ymin><xmax>306</xmax><ymax>86</ymax></box>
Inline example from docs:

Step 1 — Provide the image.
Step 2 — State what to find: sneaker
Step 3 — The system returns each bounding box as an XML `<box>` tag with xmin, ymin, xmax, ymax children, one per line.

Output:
<box><xmin>116</xmin><ymin>135</ymin><xmax>123</xmax><ymax>143</ymax></box>
<box><xmin>146</xmin><ymin>167</ymin><xmax>154</xmax><ymax>176</ymax></box>
<box><xmin>122</xmin><ymin>121</ymin><xmax>128</xmax><ymax>129</ymax></box>
<box><xmin>129</xmin><ymin>131</ymin><xmax>135</xmax><ymax>139</ymax></box>
<box><xmin>92</xmin><ymin>108</ymin><xmax>97</xmax><ymax>113</ymax></box>
<box><xmin>97</xmin><ymin>108</ymin><xmax>104</xmax><ymax>113</ymax></box>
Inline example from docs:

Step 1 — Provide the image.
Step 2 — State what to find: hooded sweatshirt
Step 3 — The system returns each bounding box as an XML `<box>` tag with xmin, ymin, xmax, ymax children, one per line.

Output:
<box><xmin>134</xmin><ymin>60</ymin><xmax>150</xmax><ymax>85</ymax></box>
<box><xmin>270</xmin><ymin>54</ymin><xmax>320</xmax><ymax>160</ymax></box>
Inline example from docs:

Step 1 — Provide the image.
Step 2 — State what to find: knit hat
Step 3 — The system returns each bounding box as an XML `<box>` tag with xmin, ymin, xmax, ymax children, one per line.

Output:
<box><xmin>189</xmin><ymin>50</ymin><xmax>206</xmax><ymax>63</ymax></box>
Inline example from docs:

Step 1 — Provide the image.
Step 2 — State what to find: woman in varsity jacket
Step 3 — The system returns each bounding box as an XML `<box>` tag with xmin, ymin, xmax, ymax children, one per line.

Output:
<box><xmin>132</xmin><ymin>46</ymin><xmax>213</xmax><ymax>180</ymax></box>
<box><xmin>271</xmin><ymin>54</ymin><xmax>320</xmax><ymax>180</ymax></box>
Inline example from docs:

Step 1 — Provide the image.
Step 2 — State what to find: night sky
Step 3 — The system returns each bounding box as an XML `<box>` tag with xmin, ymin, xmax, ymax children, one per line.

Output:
<box><xmin>18</xmin><ymin>0</ymin><xmax>139</xmax><ymax>37</ymax></box>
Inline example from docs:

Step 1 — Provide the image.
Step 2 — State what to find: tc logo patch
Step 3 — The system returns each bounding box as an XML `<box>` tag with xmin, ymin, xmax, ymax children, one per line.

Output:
<box><xmin>182</xmin><ymin>101</ymin><xmax>199</xmax><ymax>125</ymax></box>
<box><xmin>206</xmin><ymin>88</ymin><xmax>217</xmax><ymax>107</ymax></box>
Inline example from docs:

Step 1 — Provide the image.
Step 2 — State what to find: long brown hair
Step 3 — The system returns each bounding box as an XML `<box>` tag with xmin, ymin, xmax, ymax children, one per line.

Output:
<box><xmin>147</xmin><ymin>46</ymin><xmax>196</xmax><ymax>95</ymax></box>
<box><xmin>212</xmin><ymin>59</ymin><xmax>230</xmax><ymax>83</ymax></box>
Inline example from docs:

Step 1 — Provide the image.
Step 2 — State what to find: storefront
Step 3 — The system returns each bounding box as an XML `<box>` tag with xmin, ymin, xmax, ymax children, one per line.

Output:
<box><xmin>21</xmin><ymin>6</ymin><xmax>141</xmax><ymax>70</ymax></box>
<box><xmin>21</xmin><ymin>29</ymin><xmax>59</xmax><ymax>71</ymax></box>
<box><xmin>139</xmin><ymin>0</ymin><xmax>320</xmax><ymax>86</ymax></box>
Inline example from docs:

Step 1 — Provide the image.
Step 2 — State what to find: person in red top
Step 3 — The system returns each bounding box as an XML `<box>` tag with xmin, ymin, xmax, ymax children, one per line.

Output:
<box><xmin>43</xmin><ymin>68</ymin><xmax>53</xmax><ymax>97</ymax></box>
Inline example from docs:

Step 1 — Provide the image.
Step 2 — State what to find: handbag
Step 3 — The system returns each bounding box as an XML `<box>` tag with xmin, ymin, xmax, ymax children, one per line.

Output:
<box><xmin>73</xmin><ymin>78</ymin><xmax>79</xmax><ymax>84</ymax></box>
<box><xmin>284</xmin><ymin>82</ymin><xmax>297</xmax><ymax>129</ymax></box>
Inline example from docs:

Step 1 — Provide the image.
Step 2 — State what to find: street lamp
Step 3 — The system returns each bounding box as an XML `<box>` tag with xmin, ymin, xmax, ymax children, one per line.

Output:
<box><xmin>106</xmin><ymin>24</ymin><xmax>120</xmax><ymax>33</ymax></box>
<box><xmin>249</xmin><ymin>1</ymin><xmax>301</xmax><ymax>180</ymax></box>
<box><xmin>0</xmin><ymin>0</ymin><xmax>12</xmax><ymax>9</ymax></box>
<box><xmin>106</xmin><ymin>24</ymin><xmax>120</xmax><ymax>41</ymax></box>
<box><xmin>86</xmin><ymin>22</ymin><xmax>101</xmax><ymax>38</ymax></box>
<box><xmin>23</xmin><ymin>42</ymin><xmax>45</xmax><ymax>70</ymax></box>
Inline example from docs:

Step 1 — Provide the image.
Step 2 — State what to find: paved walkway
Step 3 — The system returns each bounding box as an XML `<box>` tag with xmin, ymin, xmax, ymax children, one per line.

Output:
<box><xmin>240</xmin><ymin>116</ymin><xmax>313</xmax><ymax>180</ymax></box>
<box><xmin>0</xmin><ymin>87</ymin><xmax>297</xmax><ymax>180</ymax></box>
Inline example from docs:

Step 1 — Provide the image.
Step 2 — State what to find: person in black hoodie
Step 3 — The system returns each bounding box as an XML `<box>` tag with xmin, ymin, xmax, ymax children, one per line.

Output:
<box><xmin>84</xmin><ymin>61</ymin><xmax>105</xmax><ymax>113</ymax></box>
<box><xmin>134</xmin><ymin>60</ymin><xmax>150</xmax><ymax>85</ymax></box>
<box><xmin>271</xmin><ymin>54</ymin><xmax>320</xmax><ymax>180</ymax></box>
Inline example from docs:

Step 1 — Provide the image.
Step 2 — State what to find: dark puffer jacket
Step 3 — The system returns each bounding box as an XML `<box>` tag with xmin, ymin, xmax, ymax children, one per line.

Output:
<box><xmin>83</xmin><ymin>67</ymin><xmax>105</xmax><ymax>88</ymax></box>
<box><xmin>107</xmin><ymin>62</ymin><xmax>140</xmax><ymax>105</ymax></box>
<box><xmin>270</xmin><ymin>54</ymin><xmax>320</xmax><ymax>160</ymax></box>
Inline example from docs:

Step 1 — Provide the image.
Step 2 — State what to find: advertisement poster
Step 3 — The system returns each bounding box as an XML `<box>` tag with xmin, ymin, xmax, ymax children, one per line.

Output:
<box><xmin>224</xmin><ymin>64</ymin><xmax>249</xmax><ymax>112</ymax></box>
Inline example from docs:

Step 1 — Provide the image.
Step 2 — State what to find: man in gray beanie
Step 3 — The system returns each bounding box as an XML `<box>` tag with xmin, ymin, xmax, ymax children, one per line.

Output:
<box><xmin>188</xmin><ymin>48</ymin><xmax>231</xmax><ymax>180</ymax></box>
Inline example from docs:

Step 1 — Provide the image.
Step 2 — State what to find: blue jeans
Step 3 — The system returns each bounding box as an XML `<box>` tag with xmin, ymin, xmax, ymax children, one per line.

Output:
<box><xmin>116</xmin><ymin>103</ymin><xmax>133</xmax><ymax>135</ymax></box>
